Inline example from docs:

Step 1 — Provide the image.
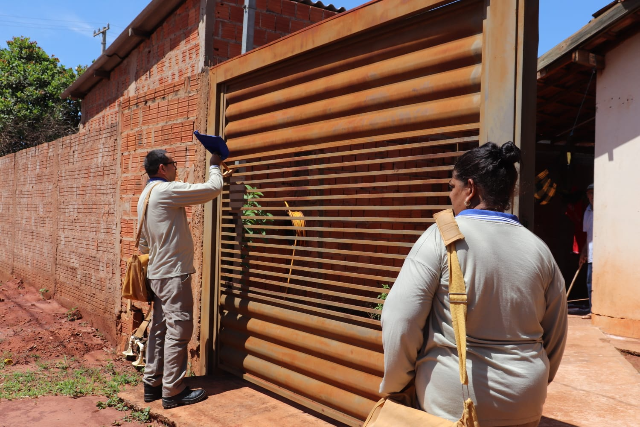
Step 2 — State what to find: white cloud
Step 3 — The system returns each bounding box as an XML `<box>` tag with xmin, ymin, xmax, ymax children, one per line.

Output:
<box><xmin>55</xmin><ymin>12</ymin><xmax>99</xmax><ymax>39</ymax></box>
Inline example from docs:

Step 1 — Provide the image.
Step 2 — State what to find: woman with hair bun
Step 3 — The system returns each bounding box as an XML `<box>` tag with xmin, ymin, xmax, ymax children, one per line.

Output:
<box><xmin>380</xmin><ymin>142</ymin><xmax>567</xmax><ymax>427</ymax></box>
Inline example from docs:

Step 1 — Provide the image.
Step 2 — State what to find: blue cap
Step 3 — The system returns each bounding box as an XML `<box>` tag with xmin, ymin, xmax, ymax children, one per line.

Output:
<box><xmin>587</xmin><ymin>183</ymin><xmax>594</xmax><ymax>190</ymax></box>
<box><xmin>193</xmin><ymin>131</ymin><xmax>230</xmax><ymax>160</ymax></box>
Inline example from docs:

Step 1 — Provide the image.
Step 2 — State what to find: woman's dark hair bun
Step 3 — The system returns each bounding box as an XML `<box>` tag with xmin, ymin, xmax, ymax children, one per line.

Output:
<box><xmin>500</xmin><ymin>141</ymin><xmax>521</xmax><ymax>165</ymax></box>
<box><xmin>453</xmin><ymin>141</ymin><xmax>520</xmax><ymax>211</ymax></box>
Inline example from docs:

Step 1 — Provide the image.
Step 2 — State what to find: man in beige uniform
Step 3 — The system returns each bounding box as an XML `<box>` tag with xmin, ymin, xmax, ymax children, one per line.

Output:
<box><xmin>138</xmin><ymin>149</ymin><xmax>224</xmax><ymax>409</ymax></box>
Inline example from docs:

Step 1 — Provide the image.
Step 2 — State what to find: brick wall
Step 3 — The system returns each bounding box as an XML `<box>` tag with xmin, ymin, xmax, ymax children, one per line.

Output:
<box><xmin>12</xmin><ymin>143</ymin><xmax>57</xmax><ymax>292</ymax></box>
<box><xmin>54</xmin><ymin>125</ymin><xmax>120</xmax><ymax>337</ymax></box>
<box><xmin>0</xmin><ymin>154</ymin><xmax>15</xmax><ymax>278</ymax></box>
<box><xmin>212</xmin><ymin>0</ymin><xmax>340</xmax><ymax>64</ymax></box>
<box><xmin>0</xmin><ymin>124</ymin><xmax>121</xmax><ymax>341</ymax></box>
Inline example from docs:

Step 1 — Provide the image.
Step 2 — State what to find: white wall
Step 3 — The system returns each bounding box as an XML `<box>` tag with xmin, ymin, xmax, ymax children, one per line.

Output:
<box><xmin>593</xmin><ymin>31</ymin><xmax>640</xmax><ymax>338</ymax></box>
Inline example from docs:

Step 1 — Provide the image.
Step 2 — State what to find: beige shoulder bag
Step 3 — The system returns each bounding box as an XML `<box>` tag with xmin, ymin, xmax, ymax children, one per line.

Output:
<box><xmin>363</xmin><ymin>209</ymin><xmax>480</xmax><ymax>427</ymax></box>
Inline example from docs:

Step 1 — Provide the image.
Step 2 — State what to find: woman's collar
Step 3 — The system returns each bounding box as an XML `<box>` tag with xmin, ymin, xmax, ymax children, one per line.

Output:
<box><xmin>456</xmin><ymin>209</ymin><xmax>520</xmax><ymax>225</ymax></box>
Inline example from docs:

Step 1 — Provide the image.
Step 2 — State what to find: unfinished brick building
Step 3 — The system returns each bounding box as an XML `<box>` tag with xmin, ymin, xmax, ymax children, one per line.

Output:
<box><xmin>0</xmin><ymin>0</ymin><xmax>343</xmax><ymax>365</ymax></box>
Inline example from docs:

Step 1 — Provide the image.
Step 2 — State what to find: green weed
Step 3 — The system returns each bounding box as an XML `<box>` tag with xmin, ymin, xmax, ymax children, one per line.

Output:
<box><xmin>66</xmin><ymin>306</ymin><xmax>82</xmax><ymax>321</ymax></box>
<box><xmin>55</xmin><ymin>355</ymin><xmax>71</xmax><ymax>370</ymax></box>
<box><xmin>370</xmin><ymin>284</ymin><xmax>390</xmax><ymax>321</ymax></box>
<box><xmin>125</xmin><ymin>407</ymin><xmax>151</xmax><ymax>422</ymax></box>
<box><xmin>242</xmin><ymin>184</ymin><xmax>273</xmax><ymax>236</ymax></box>
<box><xmin>0</xmin><ymin>359</ymin><xmax>141</xmax><ymax>401</ymax></box>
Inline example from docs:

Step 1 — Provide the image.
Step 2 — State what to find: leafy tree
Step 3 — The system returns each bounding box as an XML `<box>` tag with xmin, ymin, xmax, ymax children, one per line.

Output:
<box><xmin>0</xmin><ymin>37</ymin><xmax>85</xmax><ymax>156</ymax></box>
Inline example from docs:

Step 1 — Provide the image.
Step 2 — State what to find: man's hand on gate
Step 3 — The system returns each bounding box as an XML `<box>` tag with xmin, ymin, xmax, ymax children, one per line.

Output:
<box><xmin>210</xmin><ymin>152</ymin><xmax>222</xmax><ymax>166</ymax></box>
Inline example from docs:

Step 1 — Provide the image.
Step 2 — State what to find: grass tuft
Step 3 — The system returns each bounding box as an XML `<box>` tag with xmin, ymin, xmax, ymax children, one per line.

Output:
<box><xmin>0</xmin><ymin>358</ymin><xmax>141</xmax><ymax>401</ymax></box>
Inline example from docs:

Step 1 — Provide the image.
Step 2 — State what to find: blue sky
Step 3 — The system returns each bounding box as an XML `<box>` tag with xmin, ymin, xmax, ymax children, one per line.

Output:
<box><xmin>0</xmin><ymin>0</ymin><xmax>612</xmax><ymax>69</ymax></box>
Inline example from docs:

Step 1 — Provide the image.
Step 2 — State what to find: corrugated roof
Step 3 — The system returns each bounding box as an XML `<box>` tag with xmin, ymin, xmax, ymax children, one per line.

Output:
<box><xmin>292</xmin><ymin>0</ymin><xmax>346</xmax><ymax>13</ymax></box>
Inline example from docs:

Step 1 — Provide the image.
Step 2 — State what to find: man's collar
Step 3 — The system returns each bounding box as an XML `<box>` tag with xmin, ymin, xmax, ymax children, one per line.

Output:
<box><xmin>148</xmin><ymin>177</ymin><xmax>167</xmax><ymax>182</ymax></box>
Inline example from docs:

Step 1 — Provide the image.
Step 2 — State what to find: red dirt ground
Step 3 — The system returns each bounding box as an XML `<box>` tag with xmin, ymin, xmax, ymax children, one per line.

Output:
<box><xmin>0</xmin><ymin>277</ymin><xmax>165</xmax><ymax>427</ymax></box>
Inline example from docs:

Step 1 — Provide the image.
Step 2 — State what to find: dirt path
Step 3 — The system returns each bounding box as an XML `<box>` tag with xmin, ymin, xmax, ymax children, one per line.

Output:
<box><xmin>0</xmin><ymin>277</ymin><xmax>165</xmax><ymax>427</ymax></box>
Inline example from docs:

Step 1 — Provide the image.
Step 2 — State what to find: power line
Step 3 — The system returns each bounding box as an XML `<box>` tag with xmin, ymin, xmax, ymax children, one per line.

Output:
<box><xmin>0</xmin><ymin>21</ymin><xmax>98</xmax><ymax>31</ymax></box>
<box><xmin>0</xmin><ymin>18</ymin><xmax>125</xmax><ymax>38</ymax></box>
<box><xmin>0</xmin><ymin>13</ymin><xmax>125</xmax><ymax>29</ymax></box>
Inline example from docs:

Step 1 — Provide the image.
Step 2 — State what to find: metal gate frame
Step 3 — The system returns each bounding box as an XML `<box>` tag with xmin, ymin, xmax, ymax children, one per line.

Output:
<box><xmin>198</xmin><ymin>0</ymin><xmax>538</xmax><ymax>424</ymax></box>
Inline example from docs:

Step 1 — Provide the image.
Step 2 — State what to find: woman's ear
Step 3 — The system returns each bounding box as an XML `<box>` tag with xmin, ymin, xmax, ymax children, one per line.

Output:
<box><xmin>466</xmin><ymin>178</ymin><xmax>476</xmax><ymax>199</ymax></box>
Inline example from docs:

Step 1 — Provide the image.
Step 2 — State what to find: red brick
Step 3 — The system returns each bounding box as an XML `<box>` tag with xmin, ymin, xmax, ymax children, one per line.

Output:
<box><xmin>259</xmin><ymin>12</ymin><xmax>276</xmax><ymax>30</ymax></box>
<box><xmin>296</xmin><ymin>4</ymin><xmax>311</xmax><ymax>21</ymax></box>
<box><xmin>253</xmin><ymin>27</ymin><xmax>267</xmax><ymax>45</ymax></box>
<box><xmin>175</xmin><ymin>12</ymin><xmax>188</xmax><ymax>29</ymax></box>
<box><xmin>216</xmin><ymin>3</ymin><xmax>230</xmax><ymax>19</ymax></box>
<box><xmin>229</xmin><ymin>42</ymin><xmax>242</xmax><ymax>58</ymax></box>
<box><xmin>290</xmin><ymin>20</ymin><xmax>307</xmax><ymax>33</ymax></box>
<box><xmin>324</xmin><ymin>9</ymin><xmax>338</xmax><ymax>20</ymax></box>
<box><xmin>221</xmin><ymin>21</ymin><xmax>237</xmax><ymax>40</ymax></box>
<box><xmin>267</xmin><ymin>0</ymin><xmax>281</xmax><ymax>13</ymax></box>
<box><xmin>188</xmin><ymin>7</ymin><xmax>198</xmax><ymax>26</ymax></box>
<box><xmin>213</xmin><ymin>38</ymin><xmax>229</xmax><ymax>57</ymax></box>
<box><xmin>281</xmin><ymin>0</ymin><xmax>296</xmax><ymax>17</ymax></box>
<box><xmin>275</xmin><ymin>16</ymin><xmax>290</xmax><ymax>33</ymax></box>
<box><xmin>265</xmin><ymin>30</ymin><xmax>281</xmax><ymax>44</ymax></box>
<box><xmin>309</xmin><ymin>7</ymin><xmax>324</xmax><ymax>23</ymax></box>
<box><xmin>229</xmin><ymin>4</ymin><xmax>244</xmax><ymax>23</ymax></box>
<box><xmin>256</xmin><ymin>0</ymin><xmax>267</xmax><ymax>10</ymax></box>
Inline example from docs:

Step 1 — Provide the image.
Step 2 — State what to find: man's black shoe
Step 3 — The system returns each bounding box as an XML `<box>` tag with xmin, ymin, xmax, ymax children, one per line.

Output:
<box><xmin>162</xmin><ymin>387</ymin><xmax>207</xmax><ymax>409</ymax></box>
<box><xmin>144</xmin><ymin>383</ymin><xmax>162</xmax><ymax>403</ymax></box>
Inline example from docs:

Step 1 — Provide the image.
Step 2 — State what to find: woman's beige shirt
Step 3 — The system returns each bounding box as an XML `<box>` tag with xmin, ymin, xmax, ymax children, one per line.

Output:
<box><xmin>380</xmin><ymin>212</ymin><xmax>567</xmax><ymax>426</ymax></box>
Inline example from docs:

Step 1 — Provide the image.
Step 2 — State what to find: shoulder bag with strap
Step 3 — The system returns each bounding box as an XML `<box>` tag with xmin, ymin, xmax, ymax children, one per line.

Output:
<box><xmin>363</xmin><ymin>209</ymin><xmax>480</xmax><ymax>427</ymax></box>
<box><xmin>122</xmin><ymin>182</ymin><xmax>162</xmax><ymax>302</ymax></box>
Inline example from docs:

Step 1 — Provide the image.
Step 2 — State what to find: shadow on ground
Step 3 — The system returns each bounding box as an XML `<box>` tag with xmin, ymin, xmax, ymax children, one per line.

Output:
<box><xmin>539</xmin><ymin>416</ymin><xmax>579</xmax><ymax>427</ymax></box>
<box><xmin>120</xmin><ymin>371</ymin><xmax>344</xmax><ymax>427</ymax></box>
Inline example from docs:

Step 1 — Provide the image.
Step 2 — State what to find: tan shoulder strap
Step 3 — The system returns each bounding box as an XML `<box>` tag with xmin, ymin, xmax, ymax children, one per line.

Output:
<box><xmin>134</xmin><ymin>182</ymin><xmax>162</xmax><ymax>249</ymax></box>
<box><xmin>433</xmin><ymin>209</ymin><xmax>465</xmax><ymax>246</ymax></box>
<box><xmin>434</xmin><ymin>209</ymin><xmax>469</xmax><ymax>385</ymax></box>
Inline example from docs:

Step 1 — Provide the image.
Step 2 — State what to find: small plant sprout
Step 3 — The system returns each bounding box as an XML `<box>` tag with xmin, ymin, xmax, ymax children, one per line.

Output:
<box><xmin>66</xmin><ymin>307</ymin><xmax>82</xmax><ymax>321</ymax></box>
<box><xmin>370</xmin><ymin>284</ymin><xmax>390</xmax><ymax>321</ymax></box>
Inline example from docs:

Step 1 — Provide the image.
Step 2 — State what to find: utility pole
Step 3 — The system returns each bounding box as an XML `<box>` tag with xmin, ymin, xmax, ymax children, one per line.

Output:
<box><xmin>241</xmin><ymin>0</ymin><xmax>256</xmax><ymax>54</ymax></box>
<box><xmin>93</xmin><ymin>24</ymin><xmax>110</xmax><ymax>54</ymax></box>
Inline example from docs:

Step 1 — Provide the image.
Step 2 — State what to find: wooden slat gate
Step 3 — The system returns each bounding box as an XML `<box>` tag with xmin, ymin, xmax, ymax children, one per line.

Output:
<box><xmin>200</xmin><ymin>0</ymin><xmax>538</xmax><ymax>425</ymax></box>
